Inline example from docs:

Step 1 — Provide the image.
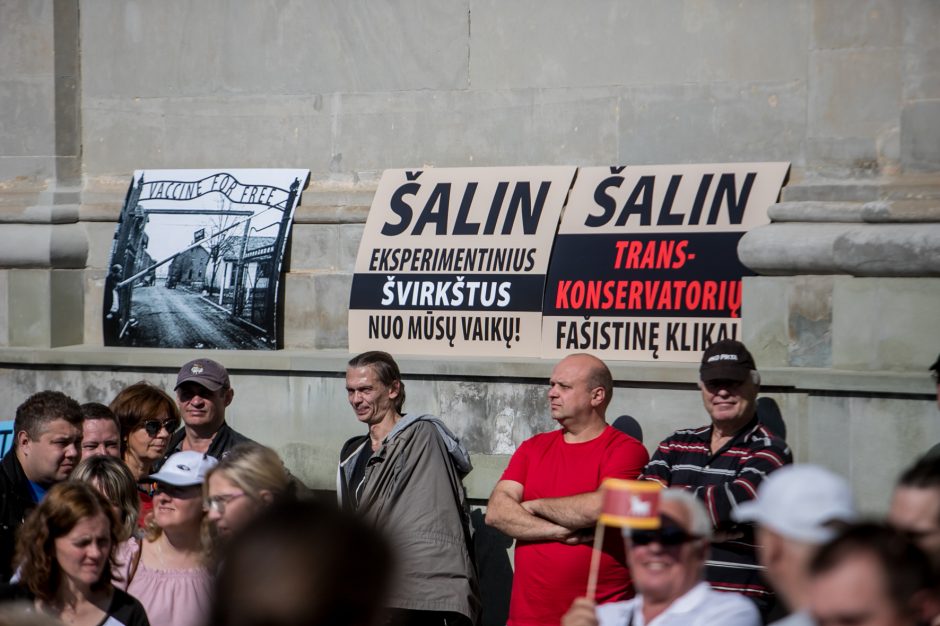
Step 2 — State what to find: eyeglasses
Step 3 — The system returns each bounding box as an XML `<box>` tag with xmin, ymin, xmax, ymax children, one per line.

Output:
<box><xmin>702</xmin><ymin>379</ymin><xmax>744</xmax><ymax>392</ymax></box>
<box><xmin>177</xmin><ymin>386</ymin><xmax>224</xmax><ymax>403</ymax></box>
<box><xmin>151</xmin><ymin>482</ymin><xmax>201</xmax><ymax>499</ymax></box>
<box><xmin>204</xmin><ymin>492</ymin><xmax>246</xmax><ymax>514</ymax></box>
<box><xmin>629</xmin><ymin>527</ymin><xmax>700</xmax><ymax>547</ymax></box>
<box><xmin>142</xmin><ymin>418</ymin><xmax>180</xmax><ymax>437</ymax></box>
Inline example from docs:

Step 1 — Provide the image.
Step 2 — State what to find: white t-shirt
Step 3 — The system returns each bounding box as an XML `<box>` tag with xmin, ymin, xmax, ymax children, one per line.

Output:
<box><xmin>595</xmin><ymin>581</ymin><xmax>761</xmax><ymax>626</ymax></box>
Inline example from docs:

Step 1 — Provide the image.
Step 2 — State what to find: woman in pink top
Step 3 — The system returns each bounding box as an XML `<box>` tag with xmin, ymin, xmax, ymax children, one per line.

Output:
<box><xmin>115</xmin><ymin>450</ymin><xmax>217</xmax><ymax>626</ymax></box>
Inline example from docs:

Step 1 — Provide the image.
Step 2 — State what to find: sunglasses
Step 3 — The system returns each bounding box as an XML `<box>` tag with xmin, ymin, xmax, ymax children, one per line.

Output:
<box><xmin>702</xmin><ymin>379</ymin><xmax>745</xmax><ymax>392</ymax></box>
<box><xmin>177</xmin><ymin>386</ymin><xmax>224</xmax><ymax>403</ymax></box>
<box><xmin>629</xmin><ymin>526</ymin><xmax>700</xmax><ymax>547</ymax></box>
<box><xmin>142</xmin><ymin>418</ymin><xmax>180</xmax><ymax>437</ymax></box>
<box><xmin>151</xmin><ymin>482</ymin><xmax>201</xmax><ymax>499</ymax></box>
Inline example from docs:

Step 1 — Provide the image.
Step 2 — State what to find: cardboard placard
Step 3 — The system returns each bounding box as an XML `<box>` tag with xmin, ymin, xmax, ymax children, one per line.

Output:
<box><xmin>350</xmin><ymin>166</ymin><xmax>577</xmax><ymax>357</ymax></box>
<box><xmin>542</xmin><ymin>162</ymin><xmax>789</xmax><ymax>361</ymax></box>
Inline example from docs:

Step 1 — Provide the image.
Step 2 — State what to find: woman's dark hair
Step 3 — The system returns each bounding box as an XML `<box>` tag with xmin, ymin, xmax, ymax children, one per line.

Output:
<box><xmin>14</xmin><ymin>481</ymin><xmax>120</xmax><ymax>602</ymax></box>
<box><xmin>810</xmin><ymin>522</ymin><xmax>936</xmax><ymax>619</ymax></box>
<box><xmin>110</xmin><ymin>381</ymin><xmax>180</xmax><ymax>454</ymax></box>
<box><xmin>210</xmin><ymin>500</ymin><xmax>392</xmax><ymax>626</ymax></box>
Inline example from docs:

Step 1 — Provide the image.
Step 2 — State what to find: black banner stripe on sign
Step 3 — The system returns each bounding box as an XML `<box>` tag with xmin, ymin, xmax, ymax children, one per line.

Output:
<box><xmin>545</xmin><ymin>232</ymin><xmax>751</xmax><ymax>281</ymax></box>
<box><xmin>349</xmin><ymin>273</ymin><xmax>546</xmax><ymax>312</ymax></box>
<box><xmin>543</xmin><ymin>232</ymin><xmax>750</xmax><ymax>318</ymax></box>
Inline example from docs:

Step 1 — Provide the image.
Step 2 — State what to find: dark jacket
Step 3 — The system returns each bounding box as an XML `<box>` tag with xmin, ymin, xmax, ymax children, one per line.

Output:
<box><xmin>154</xmin><ymin>422</ymin><xmax>310</xmax><ymax>496</ymax></box>
<box><xmin>0</xmin><ymin>584</ymin><xmax>151</xmax><ymax>625</ymax></box>
<box><xmin>337</xmin><ymin>415</ymin><xmax>480</xmax><ymax>623</ymax></box>
<box><xmin>0</xmin><ymin>450</ymin><xmax>37</xmax><ymax>581</ymax></box>
<box><xmin>152</xmin><ymin>422</ymin><xmax>254</xmax><ymax>471</ymax></box>
<box><xmin>338</xmin><ymin>434</ymin><xmax>370</xmax><ymax>510</ymax></box>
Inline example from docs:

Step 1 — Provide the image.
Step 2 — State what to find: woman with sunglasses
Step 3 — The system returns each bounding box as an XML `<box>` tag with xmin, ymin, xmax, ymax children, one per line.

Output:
<box><xmin>114</xmin><ymin>450</ymin><xmax>217</xmax><ymax>626</ymax></box>
<box><xmin>203</xmin><ymin>443</ymin><xmax>294</xmax><ymax>560</ymax></box>
<box><xmin>110</xmin><ymin>381</ymin><xmax>181</xmax><ymax>527</ymax></box>
<box><xmin>0</xmin><ymin>481</ymin><xmax>149</xmax><ymax>625</ymax></box>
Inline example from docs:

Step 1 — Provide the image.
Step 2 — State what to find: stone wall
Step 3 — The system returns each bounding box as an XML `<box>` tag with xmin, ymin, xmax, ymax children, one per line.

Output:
<box><xmin>1</xmin><ymin>0</ymin><xmax>939</xmax><ymax>515</ymax></box>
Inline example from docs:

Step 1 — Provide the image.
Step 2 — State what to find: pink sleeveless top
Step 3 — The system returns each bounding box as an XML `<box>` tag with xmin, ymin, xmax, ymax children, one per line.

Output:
<box><xmin>114</xmin><ymin>537</ymin><xmax>212</xmax><ymax>626</ymax></box>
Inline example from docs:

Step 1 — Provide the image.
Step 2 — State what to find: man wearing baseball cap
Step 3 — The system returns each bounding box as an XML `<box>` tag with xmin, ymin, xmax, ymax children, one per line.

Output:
<box><xmin>155</xmin><ymin>358</ymin><xmax>254</xmax><ymax>470</ymax></box>
<box><xmin>733</xmin><ymin>465</ymin><xmax>857</xmax><ymax>626</ymax></box>
<box><xmin>641</xmin><ymin>339</ymin><xmax>792</xmax><ymax>618</ymax></box>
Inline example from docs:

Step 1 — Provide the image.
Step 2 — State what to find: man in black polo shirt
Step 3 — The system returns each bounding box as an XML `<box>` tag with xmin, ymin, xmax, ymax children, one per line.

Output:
<box><xmin>156</xmin><ymin>358</ymin><xmax>253</xmax><ymax>469</ymax></box>
<box><xmin>641</xmin><ymin>339</ymin><xmax>792</xmax><ymax>617</ymax></box>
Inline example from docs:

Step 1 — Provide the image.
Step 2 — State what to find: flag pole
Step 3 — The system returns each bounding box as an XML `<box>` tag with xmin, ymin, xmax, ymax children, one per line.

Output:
<box><xmin>585</xmin><ymin>521</ymin><xmax>605</xmax><ymax>601</ymax></box>
<box><xmin>588</xmin><ymin>478</ymin><xmax>661</xmax><ymax>600</ymax></box>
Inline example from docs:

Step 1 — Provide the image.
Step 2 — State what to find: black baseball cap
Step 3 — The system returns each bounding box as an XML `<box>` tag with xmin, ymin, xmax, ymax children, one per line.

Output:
<box><xmin>699</xmin><ymin>339</ymin><xmax>756</xmax><ymax>383</ymax></box>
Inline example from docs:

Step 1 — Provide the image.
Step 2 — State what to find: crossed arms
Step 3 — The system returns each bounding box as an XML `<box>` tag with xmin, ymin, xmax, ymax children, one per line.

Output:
<box><xmin>485</xmin><ymin>479</ymin><xmax>601</xmax><ymax>544</ymax></box>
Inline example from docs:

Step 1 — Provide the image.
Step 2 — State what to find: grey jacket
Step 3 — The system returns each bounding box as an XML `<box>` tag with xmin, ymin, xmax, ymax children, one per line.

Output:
<box><xmin>337</xmin><ymin>414</ymin><xmax>480</xmax><ymax>623</ymax></box>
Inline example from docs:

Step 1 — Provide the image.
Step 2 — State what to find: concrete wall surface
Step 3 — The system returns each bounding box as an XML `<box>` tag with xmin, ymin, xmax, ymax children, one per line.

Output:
<box><xmin>69</xmin><ymin>0</ymin><xmax>937</xmax><ymax>181</ymax></box>
<box><xmin>0</xmin><ymin>347</ymin><xmax>934</xmax><ymax>516</ymax></box>
<box><xmin>1</xmin><ymin>0</ymin><xmax>937</xmax><ymax>349</ymax></box>
<box><xmin>0</xmin><ymin>0</ymin><xmax>937</xmax><ymax>479</ymax></box>
<box><xmin>1</xmin><ymin>5</ymin><xmax>939</xmax><ymax>614</ymax></box>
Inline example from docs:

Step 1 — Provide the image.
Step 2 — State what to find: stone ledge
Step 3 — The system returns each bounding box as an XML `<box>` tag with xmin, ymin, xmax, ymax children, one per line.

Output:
<box><xmin>769</xmin><ymin>201</ymin><xmax>867</xmax><ymax>222</ymax></box>
<box><xmin>740</xmin><ymin>223</ymin><xmax>940</xmax><ymax>276</ymax></box>
<box><xmin>862</xmin><ymin>200</ymin><xmax>940</xmax><ymax>222</ymax></box>
<box><xmin>293</xmin><ymin>204</ymin><xmax>370</xmax><ymax>224</ymax></box>
<box><xmin>769</xmin><ymin>200</ymin><xmax>940</xmax><ymax>223</ymax></box>
<box><xmin>781</xmin><ymin>175</ymin><xmax>940</xmax><ymax>203</ymax></box>
<box><xmin>0</xmin><ymin>225</ymin><xmax>88</xmax><ymax>268</ymax></box>
<box><xmin>0</xmin><ymin>346</ymin><xmax>932</xmax><ymax>396</ymax></box>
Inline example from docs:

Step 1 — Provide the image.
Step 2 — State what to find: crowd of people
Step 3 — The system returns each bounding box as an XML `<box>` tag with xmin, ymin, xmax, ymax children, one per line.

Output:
<box><xmin>0</xmin><ymin>346</ymin><xmax>937</xmax><ymax>626</ymax></box>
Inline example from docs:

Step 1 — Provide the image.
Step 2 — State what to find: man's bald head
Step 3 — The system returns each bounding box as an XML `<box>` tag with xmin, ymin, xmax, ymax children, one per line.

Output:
<box><xmin>560</xmin><ymin>353</ymin><xmax>613</xmax><ymax>409</ymax></box>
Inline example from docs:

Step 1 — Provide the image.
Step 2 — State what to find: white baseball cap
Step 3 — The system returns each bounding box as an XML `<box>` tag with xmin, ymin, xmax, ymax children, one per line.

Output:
<box><xmin>147</xmin><ymin>451</ymin><xmax>218</xmax><ymax>487</ymax></box>
<box><xmin>733</xmin><ymin>464</ymin><xmax>857</xmax><ymax>544</ymax></box>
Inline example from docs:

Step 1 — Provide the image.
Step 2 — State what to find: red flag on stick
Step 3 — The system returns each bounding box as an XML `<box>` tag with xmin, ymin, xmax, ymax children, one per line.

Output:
<box><xmin>586</xmin><ymin>479</ymin><xmax>662</xmax><ymax>600</ymax></box>
<box><xmin>599</xmin><ymin>478</ymin><xmax>662</xmax><ymax>529</ymax></box>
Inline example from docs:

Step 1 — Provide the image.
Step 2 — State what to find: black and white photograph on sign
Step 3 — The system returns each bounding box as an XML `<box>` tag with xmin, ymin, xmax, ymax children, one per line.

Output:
<box><xmin>104</xmin><ymin>168</ymin><xmax>309</xmax><ymax>350</ymax></box>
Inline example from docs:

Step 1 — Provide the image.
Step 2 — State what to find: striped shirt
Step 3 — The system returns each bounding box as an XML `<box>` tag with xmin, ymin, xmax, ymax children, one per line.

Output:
<box><xmin>640</xmin><ymin>416</ymin><xmax>792</xmax><ymax>607</ymax></box>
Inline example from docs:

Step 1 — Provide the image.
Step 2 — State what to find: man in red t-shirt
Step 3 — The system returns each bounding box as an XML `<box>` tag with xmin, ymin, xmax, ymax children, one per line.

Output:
<box><xmin>485</xmin><ymin>353</ymin><xmax>649</xmax><ymax>626</ymax></box>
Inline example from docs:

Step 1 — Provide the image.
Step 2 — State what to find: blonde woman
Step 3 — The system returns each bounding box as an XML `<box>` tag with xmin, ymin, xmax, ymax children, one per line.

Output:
<box><xmin>204</xmin><ymin>443</ymin><xmax>294</xmax><ymax>546</ymax></box>
<box><xmin>72</xmin><ymin>455</ymin><xmax>141</xmax><ymax>542</ymax></box>
<box><xmin>114</xmin><ymin>451</ymin><xmax>216</xmax><ymax>626</ymax></box>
